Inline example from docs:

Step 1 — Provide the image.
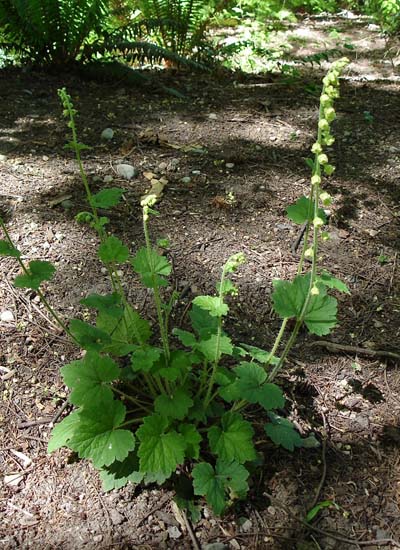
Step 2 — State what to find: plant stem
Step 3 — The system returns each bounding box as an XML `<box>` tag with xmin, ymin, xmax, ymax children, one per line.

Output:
<box><xmin>0</xmin><ymin>218</ymin><xmax>76</xmax><ymax>341</ymax></box>
<box><xmin>268</xmin><ymin>102</ymin><xmax>325</xmax><ymax>381</ymax></box>
<box><xmin>142</xmin><ymin>208</ymin><xmax>170</xmax><ymax>364</ymax></box>
<box><xmin>112</xmin><ymin>386</ymin><xmax>151</xmax><ymax>412</ymax></box>
<box><xmin>119</xmin><ymin>417</ymin><xmax>144</xmax><ymax>428</ymax></box>
<box><xmin>203</xmin><ymin>265</ymin><xmax>227</xmax><ymax>409</ymax></box>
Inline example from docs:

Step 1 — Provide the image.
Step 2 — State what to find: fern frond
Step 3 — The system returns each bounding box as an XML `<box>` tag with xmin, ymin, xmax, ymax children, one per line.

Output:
<box><xmin>83</xmin><ymin>38</ymin><xmax>207</xmax><ymax>69</ymax></box>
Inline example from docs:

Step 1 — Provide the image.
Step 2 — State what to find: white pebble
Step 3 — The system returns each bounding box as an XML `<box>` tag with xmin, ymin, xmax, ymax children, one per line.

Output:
<box><xmin>0</xmin><ymin>310</ymin><xmax>14</xmax><ymax>322</ymax></box>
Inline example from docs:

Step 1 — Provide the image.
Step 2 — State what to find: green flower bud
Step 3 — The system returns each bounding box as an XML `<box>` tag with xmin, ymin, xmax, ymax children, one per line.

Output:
<box><xmin>320</xmin><ymin>94</ymin><xmax>331</xmax><ymax>107</ymax></box>
<box><xmin>311</xmin><ymin>142</ymin><xmax>323</xmax><ymax>154</ymax></box>
<box><xmin>325</xmin><ymin>85</ymin><xmax>339</xmax><ymax>99</ymax></box>
<box><xmin>323</xmin><ymin>164</ymin><xmax>335</xmax><ymax>175</ymax></box>
<box><xmin>324</xmin><ymin>135</ymin><xmax>335</xmax><ymax>146</ymax></box>
<box><xmin>225</xmin><ymin>252</ymin><xmax>246</xmax><ymax>272</ymax></box>
<box><xmin>324</xmin><ymin>107</ymin><xmax>336</xmax><ymax>122</ymax></box>
<box><xmin>311</xmin><ymin>174</ymin><xmax>321</xmax><ymax>186</ymax></box>
<box><xmin>318</xmin><ymin>119</ymin><xmax>330</xmax><ymax>131</ymax></box>
<box><xmin>321</xmin><ymin>231</ymin><xmax>331</xmax><ymax>241</ymax></box>
<box><xmin>310</xmin><ymin>285</ymin><xmax>320</xmax><ymax>296</ymax></box>
<box><xmin>304</xmin><ymin>247</ymin><xmax>314</xmax><ymax>258</ymax></box>
<box><xmin>318</xmin><ymin>154</ymin><xmax>329</xmax><ymax>165</ymax></box>
<box><xmin>320</xmin><ymin>191</ymin><xmax>332</xmax><ymax>205</ymax></box>
<box><xmin>313</xmin><ymin>216</ymin><xmax>324</xmax><ymax>228</ymax></box>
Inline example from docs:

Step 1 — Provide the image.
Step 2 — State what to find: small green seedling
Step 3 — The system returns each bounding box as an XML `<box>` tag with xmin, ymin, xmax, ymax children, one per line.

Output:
<box><xmin>378</xmin><ymin>253</ymin><xmax>389</xmax><ymax>265</ymax></box>
<box><xmin>306</xmin><ymin>500</ymin><xmax>340</xmax><ymax>522</ymax></box>
<box><xmin>363</xmin><ymin>111</ymin><xmax>374</xmax><ymax>124</ymax></box>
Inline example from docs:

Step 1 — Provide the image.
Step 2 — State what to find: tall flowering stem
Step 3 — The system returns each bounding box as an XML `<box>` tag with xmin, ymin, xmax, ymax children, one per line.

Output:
<box><xmin>268</xmin><ymin>58</ymin><xmax>349</xmax><ymax>382</ymax></box>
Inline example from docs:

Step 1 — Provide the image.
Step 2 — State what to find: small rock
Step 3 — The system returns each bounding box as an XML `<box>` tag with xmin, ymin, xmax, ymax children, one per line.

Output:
<box><xmin>103</xmin><ymin>175</ymin><xmax>113</xmax><ymax>183</ymax></box>
<box><xmin>42</xmin><ymin>155</ymin><xmax>49</xmax><ymax>161</ymax></box>
<box><xmin>93</xmin><ymin>175</ymin><xmax>103</xmax><ymax>183</ymax></box>
<box><xmin>4</xmin><ymin>473</ymin><xmax>24</xmax><ymax>486</ymax></box>
<box><xmin>158</xmin><ymin>162</ymin><xmax>168</xmax><ymax>172</ymax></box>
<box><xmin>109</xmin><ymin>509</ymin><xmax>125</xmax><ymax>526</ymax></box>
<box><xmin>202</xmin><ymin>544</ymin><xmax>227</xmax><ymax>550</ymax></box>
<box><xmin>101</xmin><ymin>128</ymin><xmax>114</xmax><ymax>140</ymax></box>
<box><xmin>1</xmin><ymin>310</ymin><xmax>14</xmax><ymax>322</ymax></box>
<box><xmin>167</xmin><ymin>525</ymin><xmax>182</xmax><ymax>539</ymax></box>
<box><xmin>116</xmin><ymin>164</ymin><xmax>138</xmax><ymax>180</ymax></box>
<box><xmin>181</xmin><ymin>176</ymin><xmax>191</xmax><ymax>184</ymax></box>
<box><xmin>192</xmin><ymin>170</ymin><xmax>201</xmax><ymax>175</ymax></box>
<box><xmin>0</xmin><ymin>154</ymin><xmax>8</xmax><ymax>161</ymax></box>
<box><xmin>240</xmin><ymin>518</ymin><xmax>252</xmax><ymax>532</ymax></box>
<box><xmin>226</xmin><ymin>163</ymin><xmax>235</xmax><ymax>169</ymax></box>
<box><xmin>61</xmin><ymin>199</ymin><xmax>73</xmax><ymax>210</ymax></box>
<box><xmin>208</xmin><ymin>113</ymin><xmax>218</xmax><ymax>120</ymax></box>
<box><xmin>93</xmin><ymin>534</ymin><xmax>103</xmax><ymax>543</ymax></box>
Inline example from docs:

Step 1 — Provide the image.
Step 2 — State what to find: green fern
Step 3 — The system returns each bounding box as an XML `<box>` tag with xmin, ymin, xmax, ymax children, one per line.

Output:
<box><xmin>136</xmin><ymin>0</ymin><xmax>216</xmax><ymax>57</ymax></box>
<box><xmin>0</xmin><ymin>0</ymin><xmax>109</xmax><ymax>64</ymax></box>
<box><xmin>0</xmin><ymin>0</ymin><xmax>212</xmax><ymax>69</ymax></box>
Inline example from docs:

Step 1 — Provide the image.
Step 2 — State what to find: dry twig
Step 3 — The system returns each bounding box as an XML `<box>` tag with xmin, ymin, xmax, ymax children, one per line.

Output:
<box><xmin>307</xmin><ymin>341</ymin><xmax>400</xmax><ymax>361</ymax></box>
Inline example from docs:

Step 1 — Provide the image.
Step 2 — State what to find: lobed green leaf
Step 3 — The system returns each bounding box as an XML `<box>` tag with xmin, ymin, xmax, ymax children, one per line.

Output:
<box><xmin>0</xmin><ymin>240</ymin><xmax>20</xmax><ymax>258</ymax></box>
<box><xmin>80</xmin><ymin>292</ymin><xmax>123</xmax><ymax>318</ymax></box>
<box><xmin>131</xmin><ymin>346</ymin><xmax>162</xmax><ymax>373</ymax></box>
<box><xmin>61</xmin><ymin>351</ymin><xmax>120</xmax><ymax>407</ymax></box>
<box><xmin>233</xmin><ymin>362</ymin><xmax>285</xmax><ymax>410</ymax></box>
<box><xmin>286</xmin><ymin>196</ymin><xmax>327</xmax><ymax>225</ymax></box>
<box><xmin>197</xmin><ymin>333</ymin><xmax>233</xmax><ymax>362</ymax></box>
<box><xmin>69</xmin><ymin>319</ymin><xmax>112</xmax><ymax>351</ymax></box>
<box><xmin>192</xmin><ymin>295</ymin><xmax>228</xmax><ymax>317</ymax></box>
<box><xmin>100</xmin><ymin>451</ymin><xmax>144</xmax><ymax>491</ymax></box>
<box><xmin>90</xmin><ymin>188</ymin><xmax>124</xmax><ymax>209</ymax></box>
<box><xmin>14</xmin><ymin>260</ymin><xmax>56</xmax><ymax>290</ymax></box>
<box><xmin>48</xmin><ymin>411</ymin><xmax>80</xmax><ymax>453</ymax></box>
<box><xmin>192</xmin><ymin>460</ymin><xmax>249</xmax><ymax>515</ymax></box>
<box><xmin>97</xmin><ymin>305</ymin><xmax>151</xmax><ymax>356</ymax></box>
<box><xmin>272</xmin><ymin>274</ymin><xmax>338</xmax><ymax>336</ymax></box>
<box><xmin>137</xmin><ymin>415</ymin><xmax>185</xmax><ymax>478</ymax></box>
<box><xmin>265</xmin><ymin>413</ymin><xmax>303</xmax><ymax>451</ymax></box>
<box><xmin>68</xmin><ymin>398</ymin><xmax>135</xmax><ymax>468</ymax></box>
<box><xmin>131</xmin><ymin>247</ymin><xmax>171</xmax><ymax>288</ymax></box>
<box><xmin>154</xmin><ymin>388</ymin><xmax>194</xmax><ymax>420</ymax></box>
<box><xmin>178</xmin><ymin>423</ymin><xmax>201</xmax><ymax>459</ymax></box>
<box><xmin>208</xmin><ymin>412</ymin><xmax>256</xmax><ymax>463</ymax></box>
<box><xmin>316</xmin><ymin>271</ymin><xmax>350</xmax><ymax>294</ymax></box>
<box><xmin>98</xmin><ymin>236</ymin><xmax>130</xmax><ymax>264</ymax></box>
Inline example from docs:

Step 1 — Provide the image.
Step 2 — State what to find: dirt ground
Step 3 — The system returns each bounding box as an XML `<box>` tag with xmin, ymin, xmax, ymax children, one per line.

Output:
<box><xmin>1</xmin><ymin>13</ymin><xmax>400</xmax><ymax>550</ymax></box>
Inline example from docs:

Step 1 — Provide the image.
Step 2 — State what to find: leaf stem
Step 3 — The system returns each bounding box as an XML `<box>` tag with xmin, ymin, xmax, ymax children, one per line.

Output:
<box><xmin>112</xmin><ymin>386</ymin><xmax>151</xmax><ymax>412</ymax></box>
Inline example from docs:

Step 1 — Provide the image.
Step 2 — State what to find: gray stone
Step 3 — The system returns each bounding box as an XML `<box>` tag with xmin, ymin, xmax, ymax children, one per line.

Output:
<box><xmin>116</xmin><ymin>164</ymin><xmax>138</xmax><ymax>180</ymax></box>
<box><xmin>109</xmin><ymin>509</ymin><xmax>125</xmax><ymax>526</ymax></box>
<box><xmin>101</xmin><ymin>128</ymin><xmax>114</xmax><ymax>140</ymax></box>
<box><xmin>167</xmin><ymin>525</ymin><xmax>182</xmax><ymax>539</ymax></box>
<box><xmin>0</xmin><ymin>154</ymin><xmax>8</xmax><ymax>161</ymax></box>
<box><xmin>61</xmin><ymin>199</ymin><xmax>74</xmax><ymax>210</ymax></box>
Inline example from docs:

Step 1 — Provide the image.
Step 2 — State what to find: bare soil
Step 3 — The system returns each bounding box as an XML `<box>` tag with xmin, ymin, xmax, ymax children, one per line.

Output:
<box><xmin>1</xmin><ymin>14</ymin><xmax>400</xmax><ymax>550</ymax></box>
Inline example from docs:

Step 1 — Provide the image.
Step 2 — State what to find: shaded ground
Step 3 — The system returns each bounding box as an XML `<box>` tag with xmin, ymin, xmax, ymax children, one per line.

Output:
<box><xmin>1</xmin><ymin>13</ymin><xmax>400</xmax><ymax>550</ymax></box>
